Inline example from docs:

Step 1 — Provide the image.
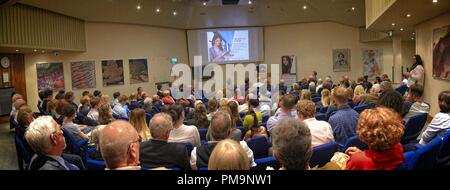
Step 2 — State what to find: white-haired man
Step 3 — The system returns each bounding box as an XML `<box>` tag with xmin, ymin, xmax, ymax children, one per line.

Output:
<box><xmin>26</xmin><ymin>116</ymin><xmax>79</xmax><ymax>170</ymax></box>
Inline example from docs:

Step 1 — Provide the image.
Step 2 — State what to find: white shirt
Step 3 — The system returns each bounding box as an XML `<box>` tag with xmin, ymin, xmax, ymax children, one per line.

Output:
<box><xmin>238</xmin><ymin>103</ymin><xmax>249</xmax><ymax>114</ymax></box>
<box><xmin>87</xmin><ymin>108</ymin><xmax>99</xmax><ymax>121</ymax></box>
<box><xmin>168</xmin><ymin>124</ymin><xmax>201</xmax><ymax>147</ymax></box>
<box><xmin>303</xmin><ymin>118</ymin><xmax>335</xmax><ymax>147</ymax></box>
<box><xmin>190</xmin><ymin>141</ymin><xmax>257</xmax><ymax>169</ymax></box>
<box><xmin>419</xmin><ymin>113</ymin><xmax>450</xmax><ymax>145</ymax></box>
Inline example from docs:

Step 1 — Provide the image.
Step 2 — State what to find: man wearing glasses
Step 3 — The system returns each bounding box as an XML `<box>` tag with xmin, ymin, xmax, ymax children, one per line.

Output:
<box><xmin>100</xmin><ymin>120</ymin><xmax>141</xmax><ymax>170</ymax></box>
<box><xmin>26</xmin><ymin>116</ymin><xmax>79</xmax><ymax>170</ymax></box>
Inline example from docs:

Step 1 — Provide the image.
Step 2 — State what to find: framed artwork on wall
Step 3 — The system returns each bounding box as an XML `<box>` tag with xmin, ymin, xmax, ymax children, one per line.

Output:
<box><xmin>36</xmin><ymin>62</ymin><xmax>65</xmax><ymax>91</ymax></box>
<box><xmin>102</xmin><ymin>60</ymin><xmax>124</xmax><ymax>86</ymax></box>
<box><xmin>71</xmin><ymin>61</ymin><xmax>96</xmax><ymax>90</ymax></box>
<box><xmin>433</xmin><ymin>25</ymin><xmax>450</xmax><ymax>81</ymax></box>
<box><xmin>362</xmin><ymin>49</ymin><xmax>383</xmax><ymax>79</ymax></box>
<box><xmin>129</xmin><ymin>59</ymin><xmax>149</xmax><ymax>84</ymax></box>
<box><xmin>333</xmin><ymin>49</ymin><xmax>351</xmax><ymax>72</ymax></box>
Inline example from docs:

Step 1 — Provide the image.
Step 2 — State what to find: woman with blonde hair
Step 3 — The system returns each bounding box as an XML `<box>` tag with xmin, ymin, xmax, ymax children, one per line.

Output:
<box><xmin>100</xmin><ymin>95</ymin><xmax>110</xmax><ymax>105</ymax></box>
<box><xmin>345</xmin><ymin>107</ymin><xmax>405</xmax><ymax>170</ymax></box>
<box><xmin>353</xmin><ymin>85</ymin><xmax>366</xmax><ymax>105</ymax></box>
<box><xmin>300</xmin><ymin>89</ymin><xmax>312</xmax><ymax>101</ymax></box>
<box><xmin>98</xmin><ymin>103</ymin><xmax>114</xmax><ymax>125</ymax></box>
<box><xmin>208</xmin><ymin>139</ymin><xmax>250</xmax><ymax>170</ymax></box>
<box><xmin>130</xmin><ymin>108</ymin><xmax>151</xmax><ymax>142</ymax></box>
<box><xmin>319</xmin><ymin>89</ymin><xmax>331</xmax><ymax>108</ymax></box>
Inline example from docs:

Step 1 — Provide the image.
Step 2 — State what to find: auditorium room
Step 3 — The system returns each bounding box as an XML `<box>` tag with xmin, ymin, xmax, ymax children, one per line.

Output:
<box><xmin>0</xmin><ymin>0</ymin><xmax>449</xmax><ymax>171</ymax></box>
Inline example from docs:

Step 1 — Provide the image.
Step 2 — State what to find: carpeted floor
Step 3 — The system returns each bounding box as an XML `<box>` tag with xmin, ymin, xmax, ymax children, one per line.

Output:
<box><xmin>0</xmin><ymin>123</ymin><xmax>19</xmax><ymax>170</ymax></box>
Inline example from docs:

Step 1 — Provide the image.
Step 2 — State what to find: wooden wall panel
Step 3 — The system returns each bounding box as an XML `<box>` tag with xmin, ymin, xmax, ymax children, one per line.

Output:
<box><xmin>0</xmin><ymin>53</ymin><xmax>26</xmax><ymax>101</ymax></box>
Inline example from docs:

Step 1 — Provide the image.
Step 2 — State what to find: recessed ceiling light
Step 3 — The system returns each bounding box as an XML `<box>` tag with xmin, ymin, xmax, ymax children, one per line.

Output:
<box><xmin>203</xmin><ymin>2</ymin><xmax>207</xmax><ymax>6</ymax></box>
<box><xmin>400</xmin><ymin>28</ymin><xmax>404</xmax><ymax>31</ymax></box>
<box><xmin>33</xmin><ymin>49</ymin><xmax>37</xmax><ymax>52</ymax></box>
<box><xmin>413</xmin><ymin>32</ymin><xmax>415</xmax><ymax>35</ymax></box>
<box><xmin>173</xmin><ymin>11</ymin><xmax>177</xmax><ymax>16</ymax></box>
<box><xmin>392</xmin><ymin>23</ymin><xmax>396</xmax><ymax>26</ymax></box>
<box><xmin>303</xmin><ymin>5</ymin><xmax>308</xmax><ymax>10</ymax></box>
<box><xmin>406</xmin><ymin>14</ymin><xmax>412</xmax><ymax>18</ymax></box>
<box><xmin>351</xmin><ymin>7</ymin><xmax>356</xmax><ymax>11</ymax></box>
<box><xmin>248</xmin><ymin>0</ymin><xmax>252</xmax><ymax>5</ymax></box>
<box><xmin>41</xmin><ymin>50</ymin><xmax>45</xmax><ymax>53</ymax></box>
<box><xmin>136</xmin><ymin>5</ymin><xmax>141</xmax><ymax>10</ymax></box>
<box><xmin>411</xmin><ymin>37</ymin><xmax>415</xmax><ymax>40</ymax></box>
<box><xmin>15</xmin><ymin>49</ymin><xmax>19</xmax><ymax>52</ymax></box>
<box><xmin>156</xmin><ymin>8</ymin><xmax>160</xmax><ymax>13</ymax></box>
<box><xmin>432</xmin><ymin>0</ymin><xmax>438</xmax><ymax>3</ymax></box>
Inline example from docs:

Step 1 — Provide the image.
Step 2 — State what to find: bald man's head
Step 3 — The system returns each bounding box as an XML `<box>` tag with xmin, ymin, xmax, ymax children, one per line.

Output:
<box><xmin>14</xmin><ymin>99</ymin><xmax>26</xmax><ymax>109</ymax></box>
<box><xmin>100</xmin><ymin>120</ymin><xmax>140</xmax><ymax>169</ymax></box>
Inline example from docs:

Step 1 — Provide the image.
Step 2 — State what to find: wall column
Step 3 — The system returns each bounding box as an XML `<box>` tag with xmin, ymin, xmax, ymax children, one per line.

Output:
<box><xmin>392</xmin><ymin>35</ymin><xmax>403</xmax><ymax>83</ymax></box>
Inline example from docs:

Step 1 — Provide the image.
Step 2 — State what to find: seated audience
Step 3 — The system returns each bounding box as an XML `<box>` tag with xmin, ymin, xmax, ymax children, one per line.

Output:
<box><xmin>64</xmin><ymin>92</ymin><xmax>78</xmax><ymax>111</ymax></box>
<box><xmin>207</xmin><ymin>98</ymin><xmax>218</xmax><ymax>120</ymax></box>
<box><xmin>296</xmin><ymin>100</ymin><xmax>334</xmax><ymax>147</ymax></box>
<box><xmin>26</xmin><ymin>116</ymin><xmax>80</xmax><ymax>170</ymax></box>
<box><xmin>161</xmin><ymin>90</ymin><xmax>175</xmax><ymax>105</ymax></box>
<box><xmin>111</xmin><ymin>92</ymin><xmax>120</xmax><ymax>108</ymax></box>
<box><xmin>166</xmin><ymin>104</ymin><xmax>201</xmax><ymax>147</ymax></box>
<box><xmin>61</xmin><ymin>105</ymin><xmax>90</xmax><ymax>141</ymax></box>
<box><xmin>151</xmin><ymin>95</ymin><xmax>163</xmax><ymax>113</ymax></box>
<box><xmin>100</xmin><ymin>120</ymin><xmax>141</xmax><ymax>170</ymax></box>
<box><xmin>377</xmin><ymin>89</ymin><xmax>405</xmax><ymax>119</ymax></box>
<box><xmin>88</xmin><ymin>125</ymin><xmax>106</xmax><ymax>161</ymax></box>
<box><xmin>300</xmin><ymin>89</ymin><xmax>312</xmax><ymax>101</ymax></box>
<box><xmin>93</xmin><ymin>90</ymin><xmax>102</xmax><ymax>97</ymax></box>
<box><xmin>185</xmin><ymin>102</ymin><xmax>210</xmax><ymax>129</ymax></box>
<box><xmin>140</xmin><ymin>113</ymin><xmax>190</xmax><ymax>170</ymax></box>
<box><xmin>345</xmin><ymin>107</ymin><xmax>405</xmax><ymax>170</ymax></box>
<box><xmin>272</xmin><ymin>118</ymin><xmax>312</xmax><ymax>170</ymax></box>
<box><xmin>130</xmin><ymin>108</ymin><xmax>151</xmax><ymax>142</ymax></box>
<box><xmin>157</xmin><ymin>84</ymin><xmax>164</xmax><ymax>99</ymax></box>
<box><xmin>419</xmin><ymin>91</ymin><xmax>450</xmax><ymax>145</ymax></box>
<box><xmin>267</xmin><ymin>94</ymin><xmax>298</xmax><ymax>133</ymax></box>
<box><xmin>100</xmin><ymin>95</ymin><xmax>110</xmax><ymax>105</ymax></box>
<box><xmin>142</xmin><ymin>97</ymin><xmax>153</xmax><ymax>113</ymax></box>
<box><xmin>112</xmin><ymin>95</ymin><xmax>128</xmax><ymax>119</ymax></box>
<box><xmin>328</xmin><ymin>87</ymin><xmax>359</xmax><ymax>147</ymax></box>
<box><xmin>87</xmin><ymin>97</ymin><xmax>100</xmax><ymax>121</ymax></box>
<box><xmin>228</xmin><ymin>101</ymin><xmax>243</xmax><ymax>127</ymax></box>
<box><xmin>190</xmin><ymin>111</ymin><xmax>255</xmax><ymax>169</ymax></box>
<box><xmin>360</xmin><ymin>84</ymin><xmax>380</xmax><ymax>105</ymax></box>
<box><xmin>16</xmin><ymin>105</ymin><xmax>35</xmax><ymax>153</ymax></box>
<box><xmin>99</xmin><ymin>103</ymin><xmax>114</xmax><ymax>125</ymax></box>
<box><xmin>78</xmin><ymin>96</ymin><xmax>91</xmax><ymax>116</ymax></box>
<box><xmin>128</xmin><ymin>93</ymin><xmax>140</xmax><ymax>111</ymax></box>
<box><xmin>12</xmin><ymin>98</ymin><xmax>26</xmax><ymax>122</ymax></box>
<box><xmin>207</xmin><ymin>106</ymin><xmax>242</xmax><ymax>142</ymax></box>
<box><xmin>46</xmin><ymin>99</ymin><xmax>58</xmax><ymax>118</ymax></box>
<box><xmin>55</xmin><ymin>89</ymin><xmax>65</xmax><ymax>100</ymax></box>
<box><xmin>243</xmin><ymin>99</ymin><xmax>262</xmax><ymax>130</ymax></box>
<box><xmin>317</xmin><ymin>89</ymin><xmax>331</xmax><ymax>108</ymax></box>
<box><xmin>309</xmin><ymin>82</ymin><xmax>318</xmax><ymax>98</ymax></box>
<box><xmin>403</xmin><ymin>84</ymin><xmax>430</xmax><ymax>120</ymax></box>
<box><xmin>243</xmin><ymin>107</ymin><xmax>268</xmax><ymax>141</ymax></box>
<box><xmin>208</xmin><ymin>139</ymin><xmax>250</xmax><ymax>170</ymax></box>
<box><xmin>353</xmin><ymin>85</ymin><xmax>366</xmax><ymax>106</ymax></box>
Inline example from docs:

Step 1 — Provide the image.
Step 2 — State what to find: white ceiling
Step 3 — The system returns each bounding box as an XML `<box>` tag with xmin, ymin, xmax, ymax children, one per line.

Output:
<box><xmin>17</xmin><ymin>0</ymin><xmax>366</xmax><ymax>29</ymax></box>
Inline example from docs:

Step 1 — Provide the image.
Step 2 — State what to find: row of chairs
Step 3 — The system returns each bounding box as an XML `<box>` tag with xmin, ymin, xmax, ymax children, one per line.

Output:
<box><xmin>400</xmin><ymin>131</ymin><xmax>450</xmax><ymax>170</ymax></box>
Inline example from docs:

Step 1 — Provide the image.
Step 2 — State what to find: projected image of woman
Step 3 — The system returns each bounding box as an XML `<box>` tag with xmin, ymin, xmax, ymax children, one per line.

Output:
<box><xmin>209</xmin><ymin>33</ymin><xmax>229</xmax><ymax>63</ymax></box>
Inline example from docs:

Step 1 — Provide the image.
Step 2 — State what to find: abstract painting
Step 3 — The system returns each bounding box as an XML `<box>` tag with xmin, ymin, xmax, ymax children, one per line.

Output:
<box><xmin>362</xmin><ymin>49</ymin><xmax>383</xmax><ymax>79</ymax></box>
<box><xmin>71</xmin><ymin>61</ymin><xmax>96</xmax><ymax>90</ymax></box>
<box><xmin>102</xmin><ymin>60</ymin><xmax>124</xmax><ymax>86</ymax></box>
<box><xmin>36</xmin><ymin>62</ymin><xmax>65</xmax><ymax>92</ymax></box>
<box><xmin>129</xmin><ymin>59</ymin><xmax>149</xmax><ymax>84</ymax></box>
<box><xmin>433</xmin><ymin>25</ymin><xmax>450</xmax><ymax>81</ymax></box>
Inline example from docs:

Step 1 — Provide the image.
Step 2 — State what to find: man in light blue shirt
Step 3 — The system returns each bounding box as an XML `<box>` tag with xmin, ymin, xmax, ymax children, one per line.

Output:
<box><xmin>267</xmin><ymin>94</ymin><xmax>298</xmax><ymax>133</ymax></box>
<box><xmin>113</xmin><ymin>95</ymin><xmax>128</xmax><ymax>119</ymax></box>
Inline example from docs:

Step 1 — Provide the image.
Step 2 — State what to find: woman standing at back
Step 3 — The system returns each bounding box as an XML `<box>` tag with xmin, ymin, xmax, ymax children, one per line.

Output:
<box><xmin>407</xmin><ymin>55</ymin><xmax>425</xmax><ymax>87</ymax></box>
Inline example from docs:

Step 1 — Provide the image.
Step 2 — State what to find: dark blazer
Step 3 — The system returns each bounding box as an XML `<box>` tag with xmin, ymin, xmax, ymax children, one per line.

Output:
<box><xmin>139</xmin><ymin>140</ymin><xmax>190</xmax><ymax>170</ymax></box>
